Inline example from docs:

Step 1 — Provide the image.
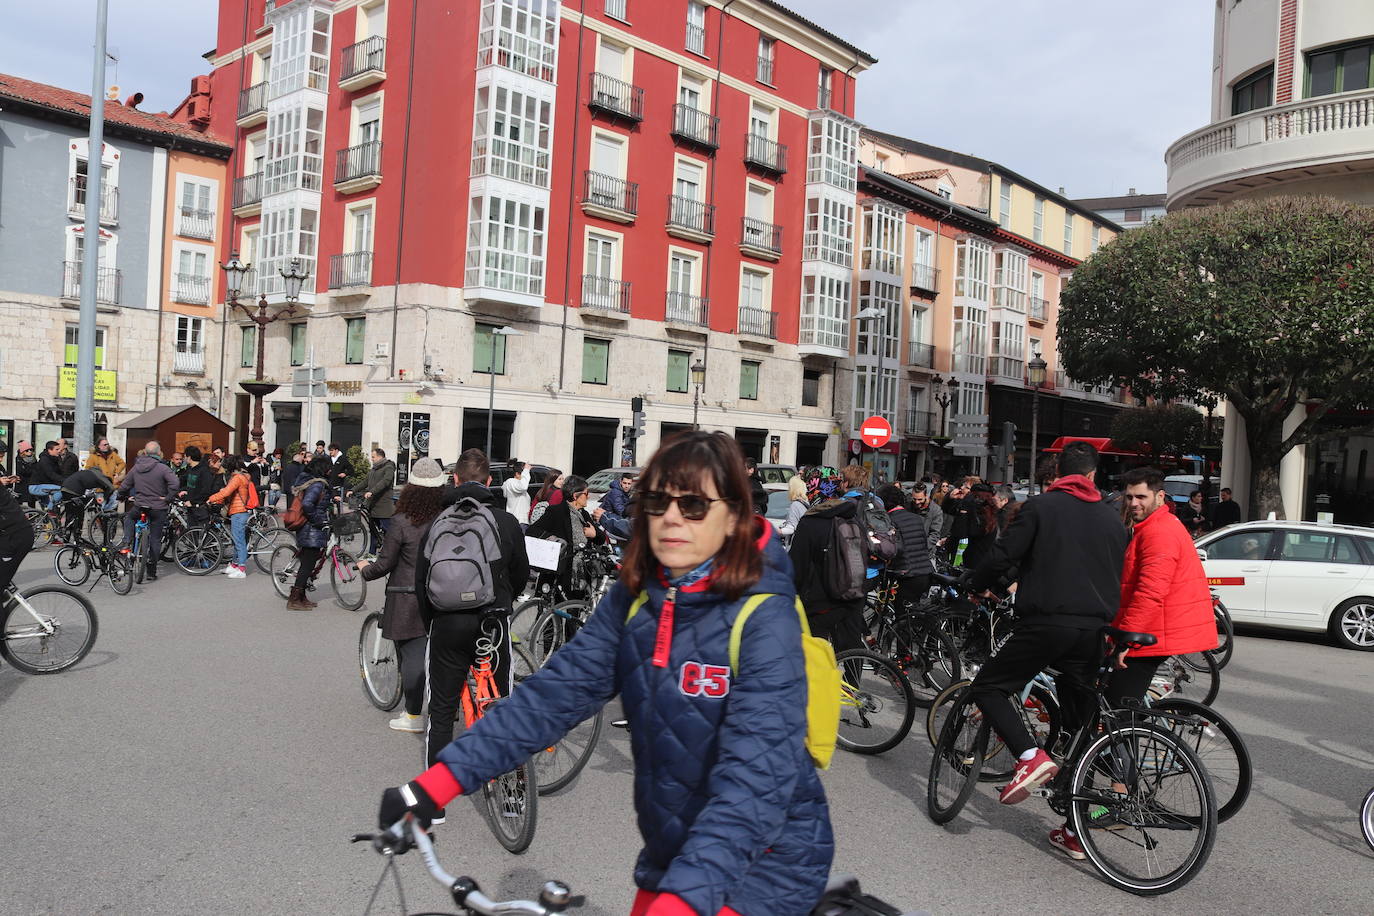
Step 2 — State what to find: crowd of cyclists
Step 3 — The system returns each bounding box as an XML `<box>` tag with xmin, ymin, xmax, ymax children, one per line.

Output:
<box><xmin>1</xmin><ymin>429</ymin><xmax>1226</xmax><ymax>913</ymax></box>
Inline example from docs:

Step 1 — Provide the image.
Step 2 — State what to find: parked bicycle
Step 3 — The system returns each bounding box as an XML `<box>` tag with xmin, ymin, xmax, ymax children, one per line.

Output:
<box><xmin>1</xmin><ymin>579</ymin><xmax>99</xmax><ymax>674</ymax></box>
<box><xmin>267</xmin><ymin>522</ymin><xmax>366</xmax><ymax>610</ymax></box>
<box><xmin>52</xmin><ymin>513</ymin><xmax>134</xmax><ymax>595</ymax></box>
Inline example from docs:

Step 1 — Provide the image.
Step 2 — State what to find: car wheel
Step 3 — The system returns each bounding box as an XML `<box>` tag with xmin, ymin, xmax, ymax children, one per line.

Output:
<box><xmin>1330</xmin><ymin>598</ymin><xmax>1374</xmax><ymax>651</ymax></box>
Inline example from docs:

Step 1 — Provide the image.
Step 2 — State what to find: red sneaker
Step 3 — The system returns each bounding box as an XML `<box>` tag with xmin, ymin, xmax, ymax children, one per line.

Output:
<box><xmin>999</xmin><ymin>748</ymin><xmax>1058</xmax><ymax>805</ymax></box>
<box><xmin>1048</xmin><ymin>826</ymin><xmax>1085</xmax><ymax>860</ymax></box>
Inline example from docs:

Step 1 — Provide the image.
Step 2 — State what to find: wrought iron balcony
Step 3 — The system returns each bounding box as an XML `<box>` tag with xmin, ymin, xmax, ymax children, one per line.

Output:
<box><xmin>67</xmin><ymin>176</ymin><xmax>118</xmax><ymax>223</ymax></box>
<box><xmin>233</xmin><ymin>172</ymin><xmax>262</xmax><ymax>211</ymax></box>
<box><xmin>756</xmin><ymin>55</ymin><xmax>774</xmax><ymax>84</ymax></box>
<box><xmin>740</xmin><ymin>217</ymin><xmax>782</xmax><ymax>257</ymax></box>
<box><xmin>908</xmin><ymin>341</ymin><xmax>935</xmax><ymax>369</ymax></box>
<box><xmin>173</xmin><ymin>273</ymin><xmax>211</xmax><ymax>306</ymax></box>
<box><xmin>582</xmin><ymin>274</ymin><xmax>631</xmax><ymax>314</ymax></box>
<box><xmin>335</xmin><ymin>141</ymin><xmax>382</xmax><ymax>189</ymax></box>
<box><xmin>744</xmin><ymin>132</ymin><xmax>787</xmax><ymax>174</ymax></box>
<box><xmin>1029</xmin><ymin>296</ymin><xmax>1048</xmax><ymax>321</ymax></box>
<box><xmin>581</xmin><ymin>171</ymin><xmax>638</xmax><ymax>218</ymax></box>
<box><xmin>910</xmin><ymin>262</ymin><xmax>939</xmax><ymax>295</ymax></box>
<box><xmin>666</xmin><ymin>291</ymin><xmax>709</xmax><ymax>327</ymax></box>
<box><xmin>686</xmin><ymin>22</ymin><xmax>706</xmax><ymax>55</ymax></box>
<box><xmin>178</xmin><ymin>207</ymin><xmax>215</xmax><ymax>240</ymax></box>
<box><xmin>588</xmin><ymin>72</ymin><xmax>644</xmax><ymax>122</ymax></box>
<box><xmin>62</xmin><ymin>261</ymin><xmax>120</xmax><ymax>306</ymax></box>
<box><xmin>906</xmin><ymin>409</ymin><xmax>935</xmax><ymax>437</ymax></box>
<box><xmin>329</xmin><ymin>251</ymin><xmax>372</xmax><ymax>289</ymax></box>
<box><xmin>173</xmin><ymin>347</ymin><xmax>205</xmax><ymax>375</ymax></box>
<box><xmin>738</xmin><ymin>306</ymin><xmax>777</xmax><ymax>339</ymax></box>
<box><xmin>340</xmin><ymin>36</ymin><xmax>385</xmax><ymax>88</ymax></box>
<box><xmin>671</xmin><ymin>104</ymin><xmax>719</xmax><ymax>151</ymax></box>
<box><xmin>237</xmin><ymin>82</ymin><xmax>266</xmax><ymax>124</ymax></box>
<box><xmin>667</xmin><ymin>195</ymin><xmax>715</xmax><ymax>239</ymax></box>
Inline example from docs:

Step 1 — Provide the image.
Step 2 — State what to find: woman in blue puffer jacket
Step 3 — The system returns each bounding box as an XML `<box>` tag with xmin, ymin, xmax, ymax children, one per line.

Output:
<box><xmin>378</xmin><ymin>431</ymin><xmax>832</xmax><ymax>916</ymax></box>
<box><xmin>285</xmin><ymin>457</ymin><xmax>331</xmax><ymax>611</ymax></box>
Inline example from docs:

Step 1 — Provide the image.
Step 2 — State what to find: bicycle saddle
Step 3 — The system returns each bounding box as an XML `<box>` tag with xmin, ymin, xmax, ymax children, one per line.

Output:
<box><xmin>1100</xmin><ymin>625</ymin><xmax>1157</xmax><ymax>649</ymax></box>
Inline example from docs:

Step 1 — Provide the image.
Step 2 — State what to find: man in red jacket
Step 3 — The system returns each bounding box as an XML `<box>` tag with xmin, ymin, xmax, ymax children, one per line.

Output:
<box><xmin>1109</xmin><ymin>467</ymin><xmax>1219</xmax><ymax>706</ymax></box>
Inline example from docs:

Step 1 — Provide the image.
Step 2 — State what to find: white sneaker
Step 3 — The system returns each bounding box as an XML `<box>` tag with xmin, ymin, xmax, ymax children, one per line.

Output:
<box><xmin>225</xmin><ymin>565</ymin><xmax>247</xmax><ymax>579</ymax></box>
<box><xmin>389</xmin><ymin>713</ymin><xmax>423</xmax><ymax>733</ymax></box>
<box><xmin>221</xmin><ymin>564</ymin><xmax>234</xmax><ymax>574</ymax></box>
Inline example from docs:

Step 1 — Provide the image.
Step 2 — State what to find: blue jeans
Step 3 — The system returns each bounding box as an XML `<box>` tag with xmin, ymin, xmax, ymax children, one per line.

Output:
<box><xmin>28</xmin><ymin>484</ymin><xmax>61</xmax><ymax>508</ymax></box>
<box><xmin>230</xmin><ymin>511</ymin><xmax>249</xmax><ymax>568</ymax></box>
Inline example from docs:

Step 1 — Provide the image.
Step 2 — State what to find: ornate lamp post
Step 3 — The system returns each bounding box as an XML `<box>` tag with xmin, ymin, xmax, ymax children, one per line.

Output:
<box><xmin>690</xmin><ymin>358</ymin><xmax>707</xmax><ymax>429</ymax></box>
<box><xmin>222</xmin><ymin>253</ymin><xmax>310</xmax><ymax>450</ymax></box>
<box><xmin>1027</xmin><ymin>351</ymin><xmax>1048</xmax><ymax>493</ymax></box>
<box><xmin>931</xmin><ymin>374</ymin><xmax>953</xmax><ymax>478</ymax></box>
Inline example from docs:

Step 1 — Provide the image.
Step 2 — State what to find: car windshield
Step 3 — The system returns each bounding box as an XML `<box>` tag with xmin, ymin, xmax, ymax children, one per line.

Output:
<box><xmin>587</xmin><ymin>469</ymin><xmax>636</xmax><ymax>493</ymax></box>
<box><xmin>765</xmin><ymin>489</ymin><xmax>791</xmax><ymax>518</ymax></box>
<box><xmin>1163</xmin><ymin>481</ymin><xmax>1196</xmax><ymax>501</ymax></box>
<box><xmin>759</xmin><ymin>466</ymin><xmax>795</xmax><ymax>484</ymax></box>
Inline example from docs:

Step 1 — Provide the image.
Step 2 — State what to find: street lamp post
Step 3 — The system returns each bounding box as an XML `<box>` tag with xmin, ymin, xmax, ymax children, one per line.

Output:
<box><xmin>931</xmin><ymin>374</ymin><xmax>952</xmax><ymax>479</ymax></box>
<box><xmin>486</xmin><ymin>326</ymin><xmax>522</xmax><ymax>458</ymax></box>
<box><xmin>690</xmin><ymin>358</ymin><xmax>707</xmax><ymax>429</ymax></box>
<box><xmin>1027</xmin><ymin>351</ymin><xmax>1048</xmax><ymax>494</ymax></box>
<box><xmin>854</xmin><ymin>306</ymin><xmax>886</xmax><ymax>478</ymax></box>
<box><xmin>221</xmin><ymin>253</ymin><xmax>310</xmax><ymax>450</ymax></box>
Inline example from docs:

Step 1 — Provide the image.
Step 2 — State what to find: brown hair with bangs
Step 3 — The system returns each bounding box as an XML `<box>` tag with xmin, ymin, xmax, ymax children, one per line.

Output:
<box><xmin>620</xmin><ymin>430</ymin><xmax>762</xmax><ymax>601</ymax></box>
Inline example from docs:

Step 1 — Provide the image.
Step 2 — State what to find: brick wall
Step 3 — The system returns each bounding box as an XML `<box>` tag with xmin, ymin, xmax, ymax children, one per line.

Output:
<box><xmin>1275</xmin><ymin>0</ymin><xmax>1299</xmax><ymax>104</ymax></box>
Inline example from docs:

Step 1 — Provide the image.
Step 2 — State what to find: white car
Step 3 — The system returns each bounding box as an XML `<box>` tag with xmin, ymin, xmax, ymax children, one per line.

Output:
<box><xmin>1196</xmin><ymin>520</ymin><xmax>1374</xmax><ymax>651</ymax></box>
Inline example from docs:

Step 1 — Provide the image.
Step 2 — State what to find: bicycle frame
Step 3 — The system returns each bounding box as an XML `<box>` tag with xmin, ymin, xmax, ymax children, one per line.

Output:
<box><xmin>1</xmin><ymin>586</ymin><xmax>59</xmax><ymax>639</ymax></box>
<box><xmin>462</xmin><ymin>621</ymin><xmax>507</xmax><ymax>728</ymax></box>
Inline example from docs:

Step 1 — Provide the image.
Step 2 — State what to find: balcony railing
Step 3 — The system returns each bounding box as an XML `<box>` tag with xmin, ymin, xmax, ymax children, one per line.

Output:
<box><xmin>605</xmin><ymin>0</ymin><xmax>627</xmax><ymax>20</ymax></box>
<box><xmin>743</xmin><ymin>132</ymin><xmax>787</xmax><ymax>174</ymax></box>
<box><xmin>329</xmin><ymin>251</ymin><xmax>372</xmax><ymax>289</ymax></box>
<box><xmin>740</xmin><ymin>217</ymin><xmax>782</xmax><ymax>254</ymax></box>
<box><xmin>173</xmin><ymin>348</ymin><xmax>205</xmax><ymax>375</ymax></box>
<box><xmin>910</xmin><ymin>262</ymin><xmax>939</xmax><ymax>293</ymax></box>
<box><xmin>581</xmin><ymin>170</ymin><xmax>639</xmax><ymax>217</ymax></box>
<box><xmin>174</xmin><ymin>273</ymin><xmax>211</xmax><ymax>306</ymax></box>
<box><xmin>588</xmin><ymin>72</ymin><xmax>644</xmax><ymax>121</ymax></box>
<box><xmin>178</xmin><ymin>207</ymin><xmax>215</xmax><ymax>240</ymax></box>
<box><xmin>667</xmin><ymin>195</ymin><xmax>715</xmax><ymax>237</ymax></box>
<box><xmin>233</xmin><ymin>172</ymin><xmax>262</xmax><ymax>210</ymax></box>
<box><xmin>756</xmin><ymin>55</ymin><xmax>774</xmax><ymax>84</ymax></box>
<box><xmin>905</xmin><ymin>409</ymin><xmax>935</xmax><ymax>437</ymax></box>
<box><xmin>738</xmin><ymin>306</ymin><xmax>777</xmax><ymax>338</ymax></box>
<box><xmin>62</xmin><ymin>261</ymin><xmax>121</xmax><ymax>306</ymax></box>
<box><xmin>340</xmin><ymin>36</ymin><xmax>385</xmax><ymax>83</ymax></box>
<box><xmin>908</xmin><ymin>341</ymin><xmax>935</xmax><ymax>368</ymax></box>
<box><xmin>666</xmin><ymin>291</ymin><xmax>709</xmax><ymax>326</ymax></box>
<box><xmin>68</xmin><ymin>176</ymin><xmax>118</xmax><ymax>223</ymax></box>
<box><xmin>237</xmin><ymin>81</ymin><xmax>266</xmax><ymax>120</ymax></box>
<box><xmin>1029</xmin><ymin>296</ymin><xmax>1048</xmax><ymax>321</ymax></box>
<box><xmin>686</xmin><ymin>22</ymin><xmax>706</xmax><ymax>55</ymax></box>
<box><xmin>335</xmin><ymin>141</ymin><xmax>382</xmax><ymax>186</ymax></box>
<box><xmin>671</xmin><ymin>104</ymin><xmax>719</xmax><ymax>150</ymax></box>
<box><xmin>582</xmin><ymin>274</ymin><xmax>631</xmax><ymax>314</ymax></box>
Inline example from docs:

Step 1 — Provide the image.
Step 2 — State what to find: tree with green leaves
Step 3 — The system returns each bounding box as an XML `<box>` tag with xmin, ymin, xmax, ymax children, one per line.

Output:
<box><xmin>1059</xmin><ymin>196</ymin><xmax>1374</xmax><ymax>519</ymax></box>
<box><xmin>1109</xmin><ymin>403</ymin><xmax>1206</xmax><ymax>464</ymax></box>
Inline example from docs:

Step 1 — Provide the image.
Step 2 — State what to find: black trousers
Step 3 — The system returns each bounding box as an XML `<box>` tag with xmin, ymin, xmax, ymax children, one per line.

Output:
<box><xmin>0</xmin><ymin>542</ymin><xmax>31</xmax><ymax>595</ymax></box>
<box><xmin>896</xmin><ymin>574</ymin><xmax>931</xmax><ymax>611</ymax></box>
<box><xmin>807</xmin><ymin>600</ymin><xmax>866</xmax><ymax>657</ymax></box>
<box><xmin>425</xmin><ymin>612</ymin><xmax>512</xmax><ymax>768</ymax></box>
<box><xmin>396</xmin><ymin>634</ymin><xmax>428</xmax><ymax>716</ymax></box>
<box><xmin>970</xmin><ymin>622</ymin><xmax>1102</xmax><ymax>757</ymax></box>
<box><xmin>294</xmin><ymin>546</ymin><xmax>322</xmax><ymax>591</ymax></box>
<box><xmin>123</xmin><ymin>506</ymin><xmax>168</xmax><ymax>570</ymax></box>
<box><xmin>1104</xmin><ymin>654</ymin><xmax>1166</xmax><ymax>709</ymax></box>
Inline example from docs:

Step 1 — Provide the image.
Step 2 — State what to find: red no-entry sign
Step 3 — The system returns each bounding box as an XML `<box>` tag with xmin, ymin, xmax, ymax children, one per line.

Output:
<box><xmin>859</xmin><ymin>415</ymin><xmax>892</xmax><ymax>448</ymax></box>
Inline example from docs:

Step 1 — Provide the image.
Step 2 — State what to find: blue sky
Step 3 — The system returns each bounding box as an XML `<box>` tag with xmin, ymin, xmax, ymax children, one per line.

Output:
<box><xmin>0</xmin><ymin>0</ymin><xmax>1212</xmax><ymax>196</ymax></box>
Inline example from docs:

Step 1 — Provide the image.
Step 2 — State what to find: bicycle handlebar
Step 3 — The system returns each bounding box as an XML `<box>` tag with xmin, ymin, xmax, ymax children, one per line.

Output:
<box><xmin>355</xmin><ymin>818</ymin><xmax>578</xmax><ymax>914</ymax></box>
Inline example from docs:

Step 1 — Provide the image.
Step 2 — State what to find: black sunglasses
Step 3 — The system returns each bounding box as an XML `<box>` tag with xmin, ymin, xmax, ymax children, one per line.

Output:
<box><xmin>638</xmin><ymin>490</ymin><xmax>731</xmax><ymax>521</ymax></box>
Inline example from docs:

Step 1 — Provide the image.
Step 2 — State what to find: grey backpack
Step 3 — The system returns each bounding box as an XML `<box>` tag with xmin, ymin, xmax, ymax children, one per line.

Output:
<box><xmin>424</xmin><ymin>497</ymin><xmax>504</xmax><ymax>611</ymax></box>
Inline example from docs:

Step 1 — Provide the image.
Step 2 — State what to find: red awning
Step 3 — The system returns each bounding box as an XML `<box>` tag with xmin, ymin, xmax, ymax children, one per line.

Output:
<box><xmin>1042</xmin><ymin>436</ymin><xmax>1138</xmax><ymax>457</ymax></box>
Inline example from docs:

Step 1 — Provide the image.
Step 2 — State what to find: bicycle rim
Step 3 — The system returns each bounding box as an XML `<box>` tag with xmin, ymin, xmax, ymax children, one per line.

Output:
<box><xmin>106</xmin><ymin>552</ymin><xmax>133</xmax><ymax>595</ymax></box>
<box><xmin>1</xmin><ymin>587</ymin><xmax>99</xmax><ymax>674</ymax></box>
<box><xmin>1362</xmin><ymin>787</ymin><xmax>1374</xmax><ymax>853</ymax></box>
<box><xmin>330</xmin><ymin>550</ymin><xmax>367</xmax><ymax>611</ymax></box>
<box><xmin>248</xmin><ymin>524</ymin><xmax>279</xmax><ymax>574</ymax></box>
<box><xmin>901</xmin><ymin>622</ymin><xmax>961</xmax><ymax>707</ymax></box>
<box><xmin>927</xmin><ymin>692</ymin><xmax>987</xmax><ymax>824</ymax></box>
<box><xmin>1070</xmin><ymin>723</ymin><xmax>1217</xmax><ymax>895</ymax></box>
<box><xmin>358</xmin><ymin>613</ymin><xmax>402</xmax><ymax>710</ymax></box>
<box><xmin>53</xmin><ymin>546</ymin><xmax>91</xmax><ymax>587</ymax></box>
<box><xmin>482</xmin><ymin>763</ymin><xmax>538</xmax><ymax>853</ymax></box>
<box><xmin>981</xmin><ymin>684</ymin><xmax>1061</xmax><ymax>783</ymax></box>
<box><xmin>1155</xmin><ymin>654</ymin><xmax>1220</xmax><ymax>706</ymax></box>
<box><xmin>835</xmin><ymin>649</ymin><xmax>915</xmax><ymax>755</ymax></box>
<box><xmin>1151</xmin><ymin>698</ymin><xmax>1251</xmax><ymax>822</ymax></box>
<box><xmin>926</xmin><ymin>678</ymin><xmax>972</xmax><ymax>748</ymax></box>
<box><xmin>175</xmin><ymin>527</ymin><xmax>222</xmax><ymax>576</ymax></box>
<box><xmin>269</xmin><ymin>545</ymin><xmax>300</xmax><ymax>599</ymax></box>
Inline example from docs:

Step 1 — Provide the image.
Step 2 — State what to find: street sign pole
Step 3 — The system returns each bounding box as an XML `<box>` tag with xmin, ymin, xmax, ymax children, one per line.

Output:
<box><xmin>305</xmin><ymin>345</ymin><xmax>314</xmax><ymax>448</ymax></box>
<box><xmin>75</xmin><ymin>0</ymin><xmax>110</xmax><ymax>457</ymax></box>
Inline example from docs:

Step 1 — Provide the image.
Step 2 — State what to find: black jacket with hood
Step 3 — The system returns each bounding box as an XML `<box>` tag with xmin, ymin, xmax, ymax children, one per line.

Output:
<box><xmin>417</xmin><ymin>481</ymin><xmax>529</xmax><ymax>627</ymax></box>
<box><xmin>788</xmin><ymin>498</ymin><xmax>859</xmax><ymax>613</ymax></box>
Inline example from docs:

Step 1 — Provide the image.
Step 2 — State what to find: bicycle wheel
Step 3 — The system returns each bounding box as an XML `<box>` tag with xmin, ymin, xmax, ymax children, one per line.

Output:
<box><xmin>835</xmin><ymin>648</ymin><xmax>916</xmax><ymax>755</ymax></box>
<box><xmin>53</xmin><ymin>546</ymin><xmax>92</xmax><ymax>587</ymax></box>
<box><xmin>130</xmin><ymin>531</ymin><xmax>147</xmax><ymax>584</ymax></box>
<box><xmin>1154</xmin><ymin>653</ymin><xmax>1219</xmax><ymax>706</ymax></box>
<box><xmin>0</xmin><ymin>586</ymin><xmax>99</xmax><ymax>674</ymax></box>
<box><xmin>330</xmin><ymin>549</ymin><xmax>367</xmax><ymax>611</ymax></box>
<box><xmin>926</xmin><ymin>678</ymin><xmax>972</xmax><ymax>748</ymax></box>
<box><xmin>269</xmin><ymin>545</ymin><xmax>300</xmax><ymax>599</ymax></box>
<box><xmin>248</xmin><ymin>518</ymin><xmax>281</xmax><ymax>574</ymax></box>
<box><xmin>26</xmin><ymin>509</ymin><xmax>56</xmax><ymax>550</ymax></box>
<box><xmin>926</xmin><ymin>687</ymin><xmax>988</xmax><ymax>824</ymax></box>
<box><xmin>1362</xmin><ymin>786</ymin><xmax>1374</xmax><ymax>853</ymax></box>
<box><xmin>174</xmin><ymin>525</ymin><xmax>223</xmax><ymax>576</ymax></box>
<box><xmin>1070</xmin><ymin>723</ymin><xmax>1217</xmax><ymax>896</ymax></box>
<box><xmin>511</xmin><ymin>596</ymin><xmax>549</xmax><ymax>643</ymax></box>
<box><xmin>1206</xmin><ymin>600</ymin><xmax>1234</xmax><ymax>670</ymax></box>
<box><xmin>89</xmin><ymin>513</ymin><xmax>120</xmax><ymax>548</ymax></box>
<box><xmin>1152</xmin><ymin>698</ymin><xmax>1251</xmax><ymax>822</ymax></box>
<box><xmin>105</xmin><ymin>551</ymin><xmax>133</xmax><ymax>596</ymax></box>
<box><xmin>334</xmin><ymin>514</ymin><xmax>368</xmax><ymax>557</ymax></box>
<box><xmin>358</xmin><ymin>612</ymin><xmax>403</xmax><ymax>711</ymax></box>
<box><xmin>890</xmin><ymin>618</ymin><xmax>961</xmax><ymax>708</ymax></box>
<box><xmin>481</xmin><ymin>761</ymin><xmax>538</xmax><ymax>853</ymax></box>
<box><xmin>980</xmin><ymin>684</ymin><xmax>1062</xmax><ymax>783</ymax></box>
<box><xmin>508</xmin><ymin>643</ymin><xmax>603</xmax><ymax>794</ymax></box>
<box><xmin>529</xmin><ymin>600</ymin><xmax>589</xmax><ymax>667</ymax></box>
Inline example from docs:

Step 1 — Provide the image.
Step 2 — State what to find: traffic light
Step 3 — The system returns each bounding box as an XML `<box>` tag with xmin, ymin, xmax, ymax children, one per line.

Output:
<box><xmin>1002</xmin><ymin>421</ymin><xmax>1017</xmax><ymax>454</ymax></box>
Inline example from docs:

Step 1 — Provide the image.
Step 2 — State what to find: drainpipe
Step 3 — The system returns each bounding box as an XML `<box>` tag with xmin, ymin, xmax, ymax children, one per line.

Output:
<box><xmin>696</xmin><ymin>0</ymin><xmax>737</xmax><ymax>386</ymax></box>
<box><xmin>388</xmin><ymin>0</ymin><xmax>422</xmax><ymax>380</ymax></box>
<box><xmin>153</xmin><ymin>136</ymin><xmax>179</xmax><ymax>409</ymax></box>
<box><xmin>556</xmin><ymin>1</ymin><xmax>589</xmax><ymax>390</ymax></box>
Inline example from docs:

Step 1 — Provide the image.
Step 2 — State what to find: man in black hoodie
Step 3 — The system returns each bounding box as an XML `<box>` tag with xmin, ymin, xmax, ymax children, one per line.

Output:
<box><xmin>418</xmin><ymin>448</ymin><xmax>529</xmax><ymax>819</ymax></box>
<box><xmin>967</xmin><ymin>441</ymin><xmax>1129</xmax><ymax>811</ymax></box>
<box><xmin>789</xmin><ymin>469</ymin><xmax>866</xmax><ymax>656</ymax></box>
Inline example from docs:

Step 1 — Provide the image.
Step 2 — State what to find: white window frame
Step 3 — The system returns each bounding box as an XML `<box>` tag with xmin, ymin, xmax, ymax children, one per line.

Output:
<box><xmin>999</xmin><ymin>180</ymin><xmax>1012</xmax><ymax>227</ymax></box>
<box><xmin>471</xmin><ymin>78</ymin><xmax>554</xmax><ymax>188</ymax></box>
<box><xmin>351</xmin><ymin>93</ymin><xmax>384</xmax><ymax>147</ymax></box>
<box><xmin>584</xmin><ymin>228</ymin><xmax>623</xmax><ymax>280</ymax></box>
<box><xmin>685</xmin><ymin>0</ymin><xmax>707</xmax><ymax>56</ymax></box>
<box><xmin>64</xmin><ymin>323</ymin><xmax>108</xmax><ymax>369</ymax></box>
<box><xmin>477</xmin><ymin>0</ymin><xmax>558</xmax><ymax>82</ymax></box>
<box><xmin>804</xmin><ymin>191</ymin><xmax>854</xmax><ymax>267</ymax></box>
<box><xmin>748</xmin><ymin>100</ymin><xmax>776</xmax><ymax>140</ymax></box>
<box><xmin>677</xmin><ymin>68</ymin><xmax>710</xmax><ymax>114</ymax></box>
<box><xmin>171</xmin><ymin>241</ymin><xmax>214</xmax><ymax>305</ymax></box>
<box><xmin>806</xmin><ymin>114</ymin><xmax>857</xmax><ymax>192</ymax></box>
<box><xmin>589</xmin><ymin>129</ymin><xmax>628</xmax><ymax>183</ymax></box>
<box><xmin>673</xmin><ymin>155</ymin><xmax>707</xmax><ymax>203</ymax></box>
<box><xmin>1091</xmin><ymin>224</ymin><xmax>1101</xmax><ymax>252</ymax></box>
<box><xmin>667</xmin><ymin>246</ymin><xmax>701</xmax><ymax>297</ymax></box>
<box><xmin>464</xmin><ymin>192</ymin><xmax>547</xmax><ymax>297</ymax></box>
<box><xmin>799</xmin><ymin>268</ymin><xmax>850</xmax><ymax>351</ymax></box>
<box><xmin>1063</xmin><ymin>211</ymin><xmax>1075</xmax><ymax>255</ymax></box>
<box><xmin>757</xmin><ymin>35</ymin><xmax>775</xmax><ymax>84</ymax></box>
<box><xmin>176</xmin><ymin>315</ymin><xmax>205</xmax><ymax>355</ymax></box>
<box><xmin>595</xmin><ymin>35</ymin><xmax>631</xmax><ymax>82</ymax></box>
<box><xmin>346</xmin><ymin>199</ymin><xmax>376</xmax><ymax>254</ymax></box>
<box><xmin>356</xmin><ymin>0</ymin><xmax>387</xmax><ymax>40</ymax></box>
<box><xmin>1032</xmin><ymin>196</ymin><xmax>1045</xmax><ymax>243</ymax></box>
<box><xmin>913</xmin><ymin>228</ymin><xmax>934</xmax><ymax>274</ymax></box>
<box><xmin>738</xmin><ymin>265</ymin><xmax>772</xmax><ymax>314</ymax></box>
<box><xmin>65</xmin><ymin>225</ymin><xmax>117</xmax><ymax>266</ymax></box>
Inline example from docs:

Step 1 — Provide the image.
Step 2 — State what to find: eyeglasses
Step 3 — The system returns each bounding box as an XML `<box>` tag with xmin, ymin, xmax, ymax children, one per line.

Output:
<box><xmin>638</xmin><ymin>490</ymin><xmax>731</xmax><ymax>520</ymax></box>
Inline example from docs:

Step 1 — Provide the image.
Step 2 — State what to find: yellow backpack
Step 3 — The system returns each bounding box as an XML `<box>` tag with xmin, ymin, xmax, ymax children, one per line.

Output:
<box><xmin>626</xmin><ymin>591</ymin><xmax>840</xmax><ymax>770</ymax></box>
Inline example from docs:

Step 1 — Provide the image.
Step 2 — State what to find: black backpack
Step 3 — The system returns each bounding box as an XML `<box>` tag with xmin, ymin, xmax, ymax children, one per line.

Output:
<box><xmin>822</xmin><ymin>514</ymin><xmax>868</xmax><ymax>603</ymax></box>
<box><xmin>855</xmin><ymin>491</ymin><xmax>900</xmax><ymax>565</ymax></box>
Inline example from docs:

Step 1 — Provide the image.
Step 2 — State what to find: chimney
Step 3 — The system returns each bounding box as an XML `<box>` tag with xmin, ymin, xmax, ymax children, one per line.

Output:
<box><xmin>125</xmin><ymin>92</ymin><xmax>144</xmax><ymax>109</ymax></box>
<box><xmin>1128</xmin><ymin>187</ymin><xmax>1137</xmax><ymax>196</ymax></box>
<box><xmin>1057</xmin><ymin>186</ymin><xmax>1065</xmax><ymax>195</ymax></box>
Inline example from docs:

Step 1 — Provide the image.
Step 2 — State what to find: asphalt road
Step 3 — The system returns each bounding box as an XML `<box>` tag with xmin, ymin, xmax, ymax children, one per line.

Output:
<box><xmin>3</xmin><ymin>560</ymin><xmax>1373</xmax><ymax>915</ymax></box>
